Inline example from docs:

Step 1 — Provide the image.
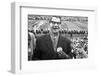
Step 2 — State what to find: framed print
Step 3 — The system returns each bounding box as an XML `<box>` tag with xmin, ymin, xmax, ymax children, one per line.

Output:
<box><xmin>11</xmin><ymin>2</ymin><xmax>96</xmax><ymax>74</ymax></box>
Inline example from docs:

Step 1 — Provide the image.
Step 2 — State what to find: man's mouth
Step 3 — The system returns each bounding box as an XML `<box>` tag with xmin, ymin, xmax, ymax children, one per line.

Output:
<box><xmin>52</xmin><ymin>26</ymin><xmax>60</xmax><ymax>30</ymax></box>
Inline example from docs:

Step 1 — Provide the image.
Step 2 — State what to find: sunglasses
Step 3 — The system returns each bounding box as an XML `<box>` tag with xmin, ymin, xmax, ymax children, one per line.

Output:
<box><xmin>50</xmin><ymin>21</ymin><xmax>61</xmax><ymax>24</ymax></box>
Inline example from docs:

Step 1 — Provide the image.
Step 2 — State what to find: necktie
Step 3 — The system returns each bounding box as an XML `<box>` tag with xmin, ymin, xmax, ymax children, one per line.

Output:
<box><xmin>53</xmin><ymin>37</ymin><xmax>57</xmax><ymax>52</ymax></box>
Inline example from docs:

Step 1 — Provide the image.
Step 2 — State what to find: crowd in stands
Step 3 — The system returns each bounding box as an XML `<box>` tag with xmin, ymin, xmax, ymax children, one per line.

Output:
<box><xmin>71</xmin><ymin>37</ymin><xmax>88</xmax><ymax>58</ymax></box>
<box><xmin>31</xmin><ymin>29</ymin><xmax>88</xmax><ymax>36</ymax></box>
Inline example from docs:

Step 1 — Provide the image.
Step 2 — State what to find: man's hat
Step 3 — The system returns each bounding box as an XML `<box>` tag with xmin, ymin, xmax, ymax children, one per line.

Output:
<box><xmin>51</xmin><ymin>16</ymin><xmax>61</xmax><ymax>22</ymax></box>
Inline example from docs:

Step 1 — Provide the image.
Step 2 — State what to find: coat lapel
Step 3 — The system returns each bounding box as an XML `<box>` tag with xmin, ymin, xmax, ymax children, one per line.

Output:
<box><xmin>57</xmin><ymin>35</ymin><xmax>61</xmax><ymax>47</ymax></box>
<box><xmin>45</xmin><ymin>34</ymin><xmax>63</xmax><ymax>52</ymax></box>
<box><xmin>46</xmin><ymin>34</ymin><xmax>54</xmax><ymax>52</ymax></box>
<box><xmin>57</xmin><ymin>35</ymin><xmax>63</xmax><ymax>50</ymax></box>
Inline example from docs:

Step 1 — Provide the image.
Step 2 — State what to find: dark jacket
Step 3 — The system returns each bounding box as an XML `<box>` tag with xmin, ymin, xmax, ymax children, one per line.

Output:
<box><xmin>32</xmin><ymin>34</ymin><xmax>72</xmax><ymax>60</ymax></box>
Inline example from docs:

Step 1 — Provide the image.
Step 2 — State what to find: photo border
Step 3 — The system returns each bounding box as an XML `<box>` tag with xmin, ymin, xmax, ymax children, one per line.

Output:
<box><xmin>11</xmin><ymin>2</ymin><xmax>97</xmax><ymax>74</ymax></box>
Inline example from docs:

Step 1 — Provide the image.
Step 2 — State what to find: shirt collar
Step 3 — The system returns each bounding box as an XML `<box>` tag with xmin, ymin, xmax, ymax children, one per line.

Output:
<box><xmin>49</xmin><ymin>31</ymin><xmax>59</xmax><ymax>41</ymax></box>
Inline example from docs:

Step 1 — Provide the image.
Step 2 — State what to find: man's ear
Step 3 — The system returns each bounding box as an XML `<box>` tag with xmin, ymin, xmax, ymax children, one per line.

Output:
<box><xmin>48</xmin><ymin>23</ymin><xmax>51</xmax><ymax>31</ymax></box>
<box><xmin>49</xmin><ymin>23</ymin><xmax>53</xmax><ymax>28</ymax></box>
<box><xmin>59</xmin><ymin>25</ymin><xmax>61</xmax><ymax>30</ymax></box>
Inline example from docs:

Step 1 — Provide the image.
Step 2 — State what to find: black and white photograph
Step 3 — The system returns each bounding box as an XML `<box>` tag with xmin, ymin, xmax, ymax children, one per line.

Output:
<box><xmin>28</xmin><ymin>15</ymin><xmax>88</xmax><ymax>61</ymax></box>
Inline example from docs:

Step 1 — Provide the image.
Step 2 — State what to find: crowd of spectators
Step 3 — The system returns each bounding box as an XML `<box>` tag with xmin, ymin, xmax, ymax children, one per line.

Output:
<box><xmin>31</xmin><ymin>29</ymin><xmax>88</xmax><ymax>36</ymax></box>
<box><xmin>71</xmin><ymin>37</ymin><xmax>88</xmax><ymax>58</ymax></box>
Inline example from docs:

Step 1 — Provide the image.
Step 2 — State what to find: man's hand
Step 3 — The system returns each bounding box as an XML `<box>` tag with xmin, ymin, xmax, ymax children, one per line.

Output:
<box><xmin>57</xmin><ymin>47</ymin><xmax>69</xmax><ymax>58</ymax></box>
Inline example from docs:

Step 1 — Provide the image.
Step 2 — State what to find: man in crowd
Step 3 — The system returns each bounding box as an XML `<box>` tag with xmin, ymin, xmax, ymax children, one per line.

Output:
<box><xmin>28</xmin><ymin>30</ymin><xmax>36</xmax><ymax>60</ymax></box>
<box><xmin>32</xmin><ymin>16</ymin><xmax>73</xmax><ymax>60</ymax></box>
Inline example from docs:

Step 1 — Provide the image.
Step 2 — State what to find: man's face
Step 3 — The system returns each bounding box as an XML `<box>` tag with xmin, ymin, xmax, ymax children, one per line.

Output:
<box><xmin>50</xmin><ymin>17</ymin><xmax>61</xmax><ymax>34</ymax></box>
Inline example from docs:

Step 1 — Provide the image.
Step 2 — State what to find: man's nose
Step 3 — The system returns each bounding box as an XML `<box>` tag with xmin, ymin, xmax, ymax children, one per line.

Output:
<box><xmin>54</xmin><ymin>23</ymin><xmax>58</xmax><ymax>26</ymax></box>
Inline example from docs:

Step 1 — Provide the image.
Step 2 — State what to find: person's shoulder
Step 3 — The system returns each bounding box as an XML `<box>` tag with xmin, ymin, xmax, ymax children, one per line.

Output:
<box><xmin>37</xmin><ymin>34</ymin><xmax>50</xmax><ymax>41</ymax></box>
<box><xmin>60</xmin><ymin>35</ymin><xmax>71</xmax><ymax>43</ymax></box>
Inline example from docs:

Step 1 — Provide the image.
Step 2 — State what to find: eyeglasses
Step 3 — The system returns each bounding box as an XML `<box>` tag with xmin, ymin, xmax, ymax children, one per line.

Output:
<box><xmin>50</xmin><ymin>21</ymin><xmax>61</xmax><ymax>24</ymax></box>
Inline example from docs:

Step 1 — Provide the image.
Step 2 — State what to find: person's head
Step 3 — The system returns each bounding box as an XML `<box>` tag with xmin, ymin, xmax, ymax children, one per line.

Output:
<box><xmin>49</xmin><ymin>16</ymin><xmax>61</xmax><ymax>35</ymax></box>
